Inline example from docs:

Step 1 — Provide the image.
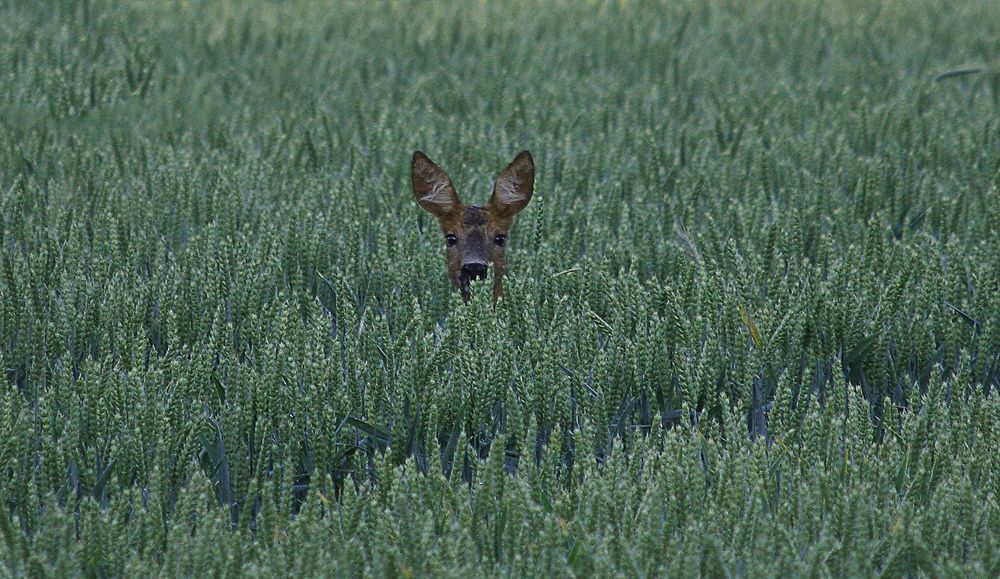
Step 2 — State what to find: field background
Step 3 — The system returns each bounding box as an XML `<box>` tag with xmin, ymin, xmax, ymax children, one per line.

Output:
<box><xmin>1</xmin><ymin>0</ymin><xmax>999</xmax><ymax>575</ymax></box>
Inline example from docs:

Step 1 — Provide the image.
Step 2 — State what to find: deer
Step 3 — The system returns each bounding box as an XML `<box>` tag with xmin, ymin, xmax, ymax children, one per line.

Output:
<box><xmin>412</xmin><ymin>150</ymin><xmax>534</xmax><ymax>303</ymax></box>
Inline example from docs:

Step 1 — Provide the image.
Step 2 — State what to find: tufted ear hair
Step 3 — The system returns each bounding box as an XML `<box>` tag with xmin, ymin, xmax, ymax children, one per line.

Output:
<box><xmin>487</xmin><ymin>150</ymin><xmax>534</xmax><ymax>219</ymax></box>
<box><xmin>412</xmin><ymin>151</ymin><xmax>461</xmax><ymax>219</ymax></box>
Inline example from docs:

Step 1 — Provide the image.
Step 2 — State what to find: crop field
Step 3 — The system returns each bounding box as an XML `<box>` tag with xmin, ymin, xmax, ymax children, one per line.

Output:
<box><xmin>1</xmin><ymin>0</ymin><xmax>999</xmax><ymax>576</ymax></box>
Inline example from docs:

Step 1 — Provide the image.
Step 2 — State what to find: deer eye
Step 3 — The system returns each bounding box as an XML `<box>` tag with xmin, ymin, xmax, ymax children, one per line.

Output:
<box><xmin>494</xmin><ymin>234</ymin><xmax>506</xmax><ymax>247</ymax></box>
<box><xmin>446</xmin><ymin>234</ymin><xmax>458</xmax><ymax>247</ymax></box>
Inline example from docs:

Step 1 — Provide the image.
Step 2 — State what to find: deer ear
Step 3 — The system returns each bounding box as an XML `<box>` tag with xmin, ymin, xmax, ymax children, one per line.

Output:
<box><xmin>412</xmin><ymin>151</ymin><xmax>461</xmax><ymax>219</ymax></box>
<box><xmin>488</xmin><ymin>150</ymin><xmax>534</xmax><ymax>219</ymax></box>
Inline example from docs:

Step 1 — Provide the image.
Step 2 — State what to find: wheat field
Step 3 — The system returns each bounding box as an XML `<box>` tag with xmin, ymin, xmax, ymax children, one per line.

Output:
<box><xmin>1</xmin><ymin>0</ymin><xmax>998</xmax><ymax>575</ymax></box>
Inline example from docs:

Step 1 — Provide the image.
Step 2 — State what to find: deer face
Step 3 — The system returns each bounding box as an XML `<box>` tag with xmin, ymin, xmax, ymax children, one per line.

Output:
<box><xmin>412</xmin><ymin>150</ymin><xmax>534</xmax><ymax>303</ymax></box>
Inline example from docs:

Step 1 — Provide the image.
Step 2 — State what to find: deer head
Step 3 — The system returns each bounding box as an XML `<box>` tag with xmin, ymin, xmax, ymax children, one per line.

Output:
<box><xmin>412</xmin><ymin>150</ymin><xmax>534</xmax><ymax>303</ymax></box>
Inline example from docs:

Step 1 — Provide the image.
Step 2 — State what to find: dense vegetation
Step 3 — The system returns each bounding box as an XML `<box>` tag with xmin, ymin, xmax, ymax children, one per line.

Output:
<box><xmin>1</xmin><ymin>0</ymin><xmax>998</xmax><ymax>575</ymax></box>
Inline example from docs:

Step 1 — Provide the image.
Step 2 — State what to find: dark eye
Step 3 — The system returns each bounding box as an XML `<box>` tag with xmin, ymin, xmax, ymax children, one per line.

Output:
<box><xmin>494</xmin><ymin>234</ymin><xmax>506</xmax><ymax>247</ymax></box>
<box><xmin>446</xmin><ymin>234</ymin><xmax>458</xmax><ymax>247</ymax></box>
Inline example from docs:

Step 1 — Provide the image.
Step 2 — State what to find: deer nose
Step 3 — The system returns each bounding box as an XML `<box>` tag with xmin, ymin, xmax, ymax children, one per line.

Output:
<box><xmin>461</xmin><ymin>262</ymin><xmax>488</xmax><ymax>280</ymax></box>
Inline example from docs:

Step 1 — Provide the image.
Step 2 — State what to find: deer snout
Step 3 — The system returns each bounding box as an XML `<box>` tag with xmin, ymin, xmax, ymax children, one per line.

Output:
<box><xmin>461</xmin><ymin>262</ymin><xmax>488</xmax><ymax>281</ymax></box>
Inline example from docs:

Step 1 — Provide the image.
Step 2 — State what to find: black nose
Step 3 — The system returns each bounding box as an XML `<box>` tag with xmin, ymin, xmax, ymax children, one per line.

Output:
<box><xmin>461</xmin><ymin>263</ymin><xmax>488</xmax><ymax>280</ymax></box>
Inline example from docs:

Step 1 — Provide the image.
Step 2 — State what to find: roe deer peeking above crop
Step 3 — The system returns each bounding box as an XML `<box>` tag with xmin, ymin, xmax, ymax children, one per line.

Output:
<box><xmin>412</xmin><ymin>150</ymin><xmax>534</xmax><ymax>303</ymax></box>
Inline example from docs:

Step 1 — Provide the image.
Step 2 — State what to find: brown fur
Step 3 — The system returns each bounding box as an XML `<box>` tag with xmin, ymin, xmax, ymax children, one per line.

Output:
<box><xmin>412</xmin><ymin>150</ymin><xmax>534</xmax><ymax>303</ymax></box>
